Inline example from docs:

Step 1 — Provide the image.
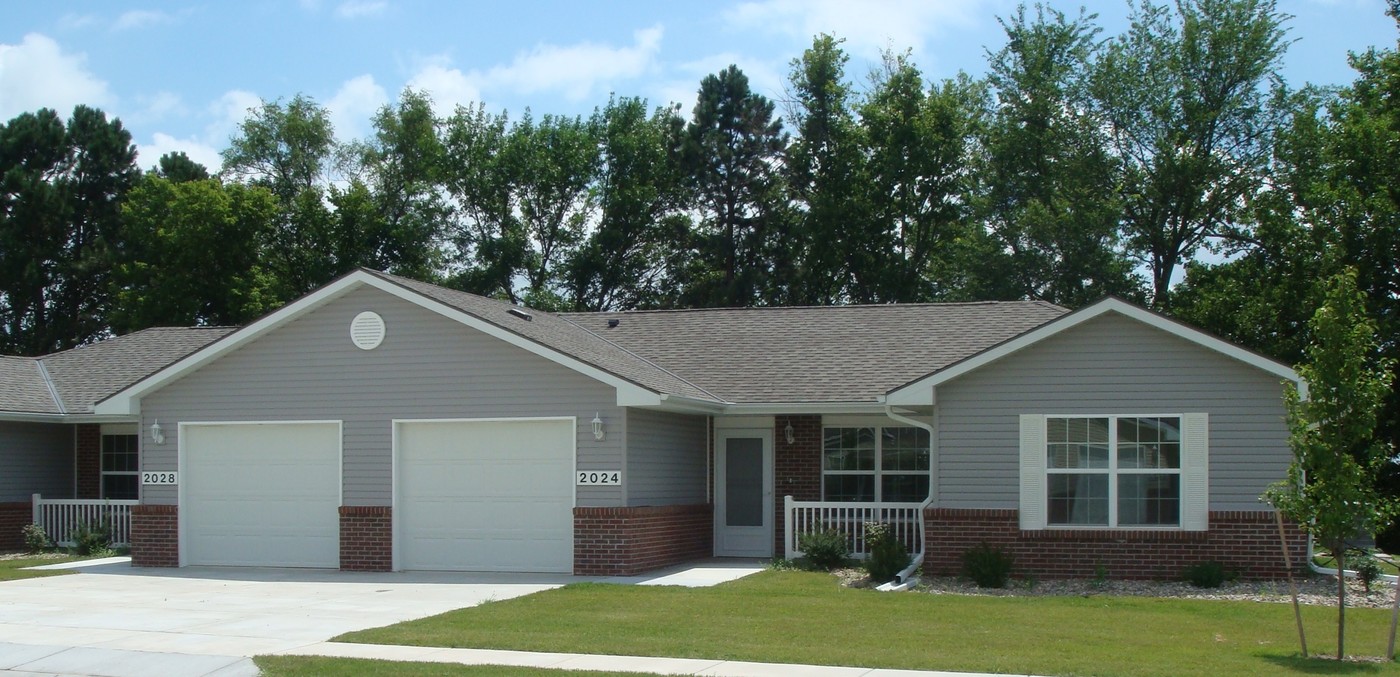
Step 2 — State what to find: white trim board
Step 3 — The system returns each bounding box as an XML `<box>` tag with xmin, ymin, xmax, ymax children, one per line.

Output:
<box><xmin>887</xmin><ymin>298</ymin><xmax>1302</xmax><ymax>406</ymax></box>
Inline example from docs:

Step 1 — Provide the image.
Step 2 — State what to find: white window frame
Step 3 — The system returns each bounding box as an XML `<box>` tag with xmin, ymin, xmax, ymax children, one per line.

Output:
<box><xmin>820</xmin><ymin>420</ymin><xmax>931</xmax><ymax>503</ymax></box>
<box><xmin>1020</xmin><ymin>413</ymin><xmax>1208</xmax><ymax>531</ymax></box>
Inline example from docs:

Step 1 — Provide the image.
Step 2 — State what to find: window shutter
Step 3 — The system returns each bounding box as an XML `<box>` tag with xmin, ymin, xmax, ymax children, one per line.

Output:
<box><xmin>1019</xmin><ymin>415</ymin><xmax>1047</xmax><ymax>530</ymax></box>
<box><xmin>1181</xmin><ymin>413</ymin><xmax>1209</xmax><ymax>531</ymax></box>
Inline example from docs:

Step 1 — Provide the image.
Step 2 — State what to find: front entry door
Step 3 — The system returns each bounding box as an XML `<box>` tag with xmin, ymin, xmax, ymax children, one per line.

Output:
<box><xmin>714</xmin><ymin>429</ymin><xmax>773</xmax><ymax>557</ymax></box>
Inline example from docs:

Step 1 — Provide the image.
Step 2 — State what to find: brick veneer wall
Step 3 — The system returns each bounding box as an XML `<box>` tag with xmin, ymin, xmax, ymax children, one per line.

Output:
<box><xmin>75</xmin><ymin>424</ymin><xmax>101</xmax><ymax>499</ymax></box>
<box><xmin>924</xmin><ymin>508</ymin><xmax>1307</xmax><ymax>580</ymax></box>
<box><xmin>0</xmin><ymin>502</ymin><xmax>30</xmax><ymax>550</ymax></box>
<box><xmin>574</xmin><ymin>504</ymin><xmax>712</xmax><ymax>575</ymax></box>
<box><xmin>340</xmin><ymin>506</ymin><xmax>392</xmax><ymax>571</ymax></box>
<box><xmin>774</xmin><ymin>415</ymin><xmax>822</xmax><ymax>556</ymax></box>
<box><xmin>130</xmin><ymin>505</ymin><xmax>178</xmax><ymax>567</ymax></box>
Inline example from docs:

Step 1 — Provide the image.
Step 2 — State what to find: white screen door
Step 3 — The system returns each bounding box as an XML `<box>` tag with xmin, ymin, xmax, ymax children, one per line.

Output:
<box><xmin>714</xmin><ymin>429</ymin><xmax>773</xmax><ymax>557</ymax></box>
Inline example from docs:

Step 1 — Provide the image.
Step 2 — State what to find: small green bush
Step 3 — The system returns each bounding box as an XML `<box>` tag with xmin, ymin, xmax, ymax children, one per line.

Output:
<box><xmin>863</xmin><ymin>522</ymin><xmax>911</xmax><ymax>584</ymax></box>
<box><xmin>799</xmin><ymin>527</ymin><xmax>850</xmax><ymax>571</ymax></box>
<box><xmin>1352</xmin><ymin>552</ymin><xmax>1383</xmax><ymax>592</ymax></box>
<box><xmin>1183</xmin><ymin>560</ymin><xmax>1232</xmax><ymax>588</ymax></box>
<box><xmin>69</xmin><ymin>520</ymin><xmax>111</xmax><ymax>556</ymax></box>
<box><xmin>962</xmin><ymin>542</ymin><xmax>1014</xmax><ymax>588</ymax></box>
<box><xmin>21</xmin><ymin>523</ymin><xmax>49</xmax><ymax>553</ymax></box>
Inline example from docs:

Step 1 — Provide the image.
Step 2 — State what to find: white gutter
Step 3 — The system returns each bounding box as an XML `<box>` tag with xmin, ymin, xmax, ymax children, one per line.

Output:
<box><xmin>885</xmin><ymin>405</ymin><xmax>935</xmax><ymax>586</ymax></box>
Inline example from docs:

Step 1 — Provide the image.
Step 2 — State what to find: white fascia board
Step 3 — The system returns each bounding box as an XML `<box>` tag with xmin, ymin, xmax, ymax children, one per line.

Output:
<box><xmin>0</xmin><ymin>412</ymin><xmax>139</xmax><ymax>424</ymax></box>
<box><xmin>886</xmin><ymin>298</ymin><xmax>1302</xmax><ymax>400</ymax></box>
<box><xmin>94</xmin><ymin>271</ymin><xmax>677</xmax><ymax>415</ymax></box>
<box><xmin>885</xmin><ymin>384</ymin><xmax>935</xmax><ymax>407</ymax></box>
<box><xmin>719</xmin><ymin>402</ymin><xmax>893</xmax><ymax>415</ymax></box>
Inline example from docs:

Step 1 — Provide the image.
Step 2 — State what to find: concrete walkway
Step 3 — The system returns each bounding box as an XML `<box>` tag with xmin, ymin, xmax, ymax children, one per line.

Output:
<box><xmin>0</xmin><ymin>559</ymin><xmax>1041</xmax><ymax>677</ymax></box>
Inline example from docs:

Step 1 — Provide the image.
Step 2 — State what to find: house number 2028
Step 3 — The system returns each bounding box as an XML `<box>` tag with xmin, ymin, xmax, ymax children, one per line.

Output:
<box><xmin>142</xmin><ymin>471</ymin><xmax>178</xmax><ymax>485</ymax></box>
<box><xmin>576</xmin><ymin>470</ymin><xmax>621</xmax><ymax>485</ymax></box>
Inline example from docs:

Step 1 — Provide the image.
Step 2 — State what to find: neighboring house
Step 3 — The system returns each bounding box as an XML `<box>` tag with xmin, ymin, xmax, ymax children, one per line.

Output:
<box><xmin>0</xmin><ymin>269</ymin><xmax>1307</xmax><ymax>579</ymax></box>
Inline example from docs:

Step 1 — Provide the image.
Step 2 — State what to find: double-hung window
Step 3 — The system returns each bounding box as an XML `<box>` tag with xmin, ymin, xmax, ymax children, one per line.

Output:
<box><xmin>1021</xmin><ymin>413</ymin><xmax>1207</xmax><ymax>531</ymax></box>
<box><xmin>822</xmin><ymin>424</ymin><xmax>930</xmax><ymax>503</ymax></box>
<box><xmin>101</xmin><ymin>433</ymin><xmax>139</xmax><ymax>500</ymax></box>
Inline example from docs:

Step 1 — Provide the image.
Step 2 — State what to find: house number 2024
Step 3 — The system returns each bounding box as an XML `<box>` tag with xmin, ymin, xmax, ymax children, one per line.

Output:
<box><xmin>142</xmin><ymin>471</ymin><xmax>178</xmax><ymax>485</ymax></box>
<box><xmin>576</xmin><ymin>470</ymin><xmax>621</xmax><ymax>485</ymax></box>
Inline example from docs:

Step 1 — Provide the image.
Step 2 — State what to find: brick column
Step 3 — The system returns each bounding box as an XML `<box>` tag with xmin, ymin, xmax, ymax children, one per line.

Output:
<box><xmin>75</xmin><ymin>424</ymin><xmax>101</xmax><ymax>499</ymax></box>
<box><xmin>574</xmin><ymin>504</ymin><xmax>713</xmax><ymax>576</ymax></box>
<box><xmin>773</xmin><ymin>415</ymin><xmax>822</xmax><ymax>556</ymax></box>
<box><xmin>0</xmin><ymin>502</ymin><xmax>31</xmax><ymax>551</ymax></box>
<box><xmin>130</xmin><ymin>505</ymin><xmax>178</xmax><ymax>567</ymax></box>
<box><xmin>339</xmin><ymin>506</ymin><xmax>392</xmax><ymax>571</ymax></box>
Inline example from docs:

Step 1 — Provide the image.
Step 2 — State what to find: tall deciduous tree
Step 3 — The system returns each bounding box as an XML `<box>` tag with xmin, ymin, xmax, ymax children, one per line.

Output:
<box><xmin>676</xmin><ymin>66</ymin><xmax>789</xmax><ymax>308</ymax></box>
<box><xmin>1092</xmin><ymin>0</ymin><xmax>1290</xmax><ymax>308</ymax></box>
<box><xmin>0</xmin><ymin>106</ymin><xmax>138</xmax><ymax>354</ymax></box>
<box><xmin>979</xmin><ymin>5</ymin><xmax>1141</xmax><ymax>307</ymax></box>
<box><xmin>442</xmin><ymin>104</ymin><xmax>523</xmax><ymax>300</ymax></box>
<box><xmin>1266</xmin><ymin>269</ymin><xmax>1396</xmax><ymax>660</ymax></box>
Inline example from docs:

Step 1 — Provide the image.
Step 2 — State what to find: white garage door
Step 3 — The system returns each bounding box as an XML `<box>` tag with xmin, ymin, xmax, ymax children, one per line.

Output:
<box><xmin>182</xmin><ymin>422</ymin><xmax>340</xmax><ymax>568</ymax></box>
<box><xmin>398</xmin><ymin>418</ymin><xmax>574</xmax><ymax>573</ymax></box>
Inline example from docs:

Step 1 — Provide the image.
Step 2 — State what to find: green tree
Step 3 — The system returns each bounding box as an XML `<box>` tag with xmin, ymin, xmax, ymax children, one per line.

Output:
<box><xmin>979</xmin><ymin>5</ymin><xmax>1141</xmax><ymax>306</ymax></box>
<box><xmin>110</xmin><ymin>175</ymin><xmax>278</xmax><ymax>331</ymax></box>
<box><xmin>676</xmin><ymin>66</ymin><xmax>789</xmax><ymax>307</ymax></box>
<box><xmin>565</xmin><ymin>97</ymin><xmax>688</xmax><ymax>311</ymax></box>
<box><xmin>153</xmin><ymin>151</ymin><xmax>210</xmax><ymax>183</ymax></box>
<box><xmin>1092</xmin><ymin>0</ymin><xmax>1290</xmax><ymax>308</ymax></box>
<box><xmin>860</xmin><ymin>53</ymin><xmax>985</xmax><ymax>303</ymax></box>
<box><xmin>785</xmin><ymin>34</ymin><xmax>870</xmax><ymax>304</ymax></box>
<box><xmin>509</xmin><ymin>112</ymin><xmax>600</xmax><ymax>310</ymax></box>
<box><xmin>0</xmin><ymin>106</ymin><xmax>138</xmax><ymax>354</ymax></box>
<box><xmin>1265</xmin><ymin>269</ymin><xmax>1396</xmax><ymax>660</ymax></box>
<box><xmin>442</xmin><ymin>104</ymin><xmax>524</xmax><ymax>300</ymax></box>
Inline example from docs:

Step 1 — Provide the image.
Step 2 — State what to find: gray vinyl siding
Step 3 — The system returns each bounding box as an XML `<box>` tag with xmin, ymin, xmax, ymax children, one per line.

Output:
<box><xmin>140</xmin><ymin>285</ymin><xmax>624</xmax><ymax>507</ymax></box>
<box><xmin>936</xmin><ymin>312</ymin><xmax>1290</xmax><ymax>511</ymax></box>
<box><xmin>0</xmin><ymin>422</ymin><xmax>72</xmax><ymax>501</ymax></box>
<box><xmin>624</xmin><ymin>408</ymin><xmax>707</xmax><ymax>506</ymax></box>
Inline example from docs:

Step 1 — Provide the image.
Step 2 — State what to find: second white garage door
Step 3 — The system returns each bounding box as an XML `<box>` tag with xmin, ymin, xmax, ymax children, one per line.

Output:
<box><xmin>182</xmin><ymin>422</ymin><xmax>341</xmax><ymax>568</ymax></box>
<box><xmin>397</xmin><ymin>418</ymin><xmax>574</xmax><ymax>573</ymax></box>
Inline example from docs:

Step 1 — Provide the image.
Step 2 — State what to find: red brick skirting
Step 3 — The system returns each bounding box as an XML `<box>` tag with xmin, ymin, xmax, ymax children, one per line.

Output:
<box><xmin>925</xmin><ymin>508</ymin><xmax>1307</xmax><ymax>580</ymax></box>
<box><xmin>574</xmin><ymin>504</ymin><xmax>713</xmax><ymax>576</ymax></box>
<box><xmin>130</xmin><ymin>505</ymin><xmax>179</xmax><ymax>567</ymax></box>
<box><xmin>340</xmin><ymin>506</ymin><xmax>392</xmax><ymax>571</ymax></box>
<box><xmin>0</xmin><ymin>502</ymin><xmax>31</xmax><ymax>551</ymax></box>
<box><xmin>76</xmin><ymin>424</ymin><xmax>101</xmax><ymax>499</ymax></box>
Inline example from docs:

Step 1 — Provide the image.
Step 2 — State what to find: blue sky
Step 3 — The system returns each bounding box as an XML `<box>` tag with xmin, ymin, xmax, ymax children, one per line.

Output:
<box><xmin>2</xmin><ymin>0</ymin><xmax>1396</xmax><ymax>173</ymax></box>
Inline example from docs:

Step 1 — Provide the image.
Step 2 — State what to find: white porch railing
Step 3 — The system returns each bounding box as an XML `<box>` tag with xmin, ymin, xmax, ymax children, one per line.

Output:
<box><xmin>31</xmin><ymin>494</ymin><xmax>139</xmax><ymax>547</ymax></box>
<box><xmin>784</xmin><ymin>496</ymin><xmax>930</xmax><ymax>561</ymax></box>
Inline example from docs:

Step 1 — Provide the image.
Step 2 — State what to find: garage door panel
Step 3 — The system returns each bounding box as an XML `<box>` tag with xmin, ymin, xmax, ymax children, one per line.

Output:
<box><xmin>399</xmin><ymin>419</ymin><xmax>574</xmax><ymax>573</ymax></box>
<box><xmin>183</xmin><ymin>423</ymin><xmax>340</xmax><ymax>568</ymax></box>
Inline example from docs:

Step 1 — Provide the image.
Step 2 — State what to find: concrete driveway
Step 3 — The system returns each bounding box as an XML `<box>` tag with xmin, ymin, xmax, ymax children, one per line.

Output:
<box><xmin>0</xmin><ymin>560</ymin><xmax>577</xmax><ymax>676</ymax></box>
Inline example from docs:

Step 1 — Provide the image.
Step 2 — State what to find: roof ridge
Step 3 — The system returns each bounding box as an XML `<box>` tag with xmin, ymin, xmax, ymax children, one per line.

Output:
<box><xmin>561</xmin><ymin>299</ymin><xmax>1054</xmax><ymax>317</ymax></box>
<box><xmin>33</xmin><ymin>360</ymin><xmax>66</xmax><ymax>414</ymax></box>
<box><xmin>552</xmin><ymin>313</ymin><xmax>729</xmax><ymax>404</ymax></box>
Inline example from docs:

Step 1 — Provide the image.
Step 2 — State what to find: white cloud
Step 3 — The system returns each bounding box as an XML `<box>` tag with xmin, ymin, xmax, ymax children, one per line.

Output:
<box><xmin>0</xmin><ymin>33</ymin><xmax>114</xmax><ymax>120</ymax></box>
<box><xmin>327</xmin><ymin>74</ymin><xmax>388</xmax><ymax>141</ymax></box>
<box><xmin>135</xmin><ymin>91</ymin><xmax>185</xmax><ymax>122</ymax></box>
<box><xmin>481</xmin><ymin>24</ymin><xmax>664</xmax><ymax>100</ymax></box>
<box><xmin>113</xmin><ymin>9</ymin><xmax>175</xmax><ymax>32</ymax></box>
<box><xmin>724</xmin><ymin>0</ymin><xmax>981</xmax><ymax>57</ymax></box>
<box><xmin>58</xmin><ymin>13</ymin><xmax>99</xmax><ymax>30</ymax></box>
<box><xmin>335</xmin><ymin>1</ymin><xmax>388</xmax><ymax>19</ymax></box>
<box><xmin>406</xmin><ymin>59</ymin><xmax>484</xmax><ymax>117</ymax></box>
<box><xmin>136</xmin><ymin>132</ymin><xmax>222</xmax><ymax>174</ymax></box>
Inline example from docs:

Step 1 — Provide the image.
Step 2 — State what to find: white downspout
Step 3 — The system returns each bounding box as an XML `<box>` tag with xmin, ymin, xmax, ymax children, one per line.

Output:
<box><xmin>882</xmin><ymin>406</ymin><xmax>935</xmax><ymax>589</ymax></box>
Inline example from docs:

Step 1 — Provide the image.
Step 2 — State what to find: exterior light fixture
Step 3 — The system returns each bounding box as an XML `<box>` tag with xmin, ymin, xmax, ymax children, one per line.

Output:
<box><xmin>150</xmin><ymin>420</ymin><xmax>165</xmax><ymax>445</ymax></box>
<box><xmin>592</xmin><ymin>413</ymin><xmax>605</xmax><ymax>441</ymax></box>
<box><xmin>784</xmin><ymin>422</ymin><xmax>795</xmax><ymax>445</ymax></box>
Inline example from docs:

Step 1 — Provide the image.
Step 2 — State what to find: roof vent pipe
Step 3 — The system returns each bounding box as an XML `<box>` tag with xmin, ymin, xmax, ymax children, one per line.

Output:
<box><xmin>507</xmin><ymin>308</ymin><xmax>532</xmax><ymax>321</ymax></box>
<box><xmin>607</xmin><ymin>319</ymin><xmax>620</xmax><ymax>328</ymax></box>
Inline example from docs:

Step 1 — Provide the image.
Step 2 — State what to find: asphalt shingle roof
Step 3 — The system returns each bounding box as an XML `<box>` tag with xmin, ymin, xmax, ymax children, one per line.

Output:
<box><xmin>36</xmin><ymin>327</ymin><xmax>237</xmax><ymax>414</ymax></box>
<box><xmin>563</xmin><ymin>301</ymin><xmax>1069</xmax><ymax>403</ymax></box>
<box><xmin>0</xmin><ymin>356</ymin><xmax>59</xmax><ymax>414</ymax></box>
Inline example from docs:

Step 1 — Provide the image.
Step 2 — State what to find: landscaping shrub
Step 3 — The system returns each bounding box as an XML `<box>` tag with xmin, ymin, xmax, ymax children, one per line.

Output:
<box><xmin>799</xmin><ymin>527</ymin><xmax>849</xmax><ymax>571</ymax></box>
<box><xmin>1352</xmin><ymin>551</ymin><xmax>1383</xmax><ymax>592</ymax></box>
<box><xmin>962</xmin><ymin>542</ymin><xmax>1014</xmax><ymax>588</ymax></box>
<box><xmin>1182</xmin><ymin>560</ymin><xmax>1232</xmax><ymax>588</ymax></box>
<box><xmin>21</xmin><ymin>523</ymin><xmax>49</xmax><ymax>553</ymax></box>
<box><xmin>69</xmin><ymin>520</ymin><xmax>111</xmax><ymax>556</ymax></box>
<box><xmin>863</xmin><ymin>521</ymin><xmax>911</xmax><ymax>584</ymax></box>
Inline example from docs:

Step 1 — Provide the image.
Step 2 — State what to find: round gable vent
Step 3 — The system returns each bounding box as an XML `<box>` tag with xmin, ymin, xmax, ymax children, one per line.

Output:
<box><xmin>350</xmin><ymin>311</ymin><xmax>386</xmax><ymax>350</ymax></box>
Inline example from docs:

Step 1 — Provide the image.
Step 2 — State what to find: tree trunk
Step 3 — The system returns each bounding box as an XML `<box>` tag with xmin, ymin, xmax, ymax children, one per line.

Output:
<box><xmin>1337</xmin><ymin>546</ymin><xmax>1347</xmax><ymax>660</ymax></box>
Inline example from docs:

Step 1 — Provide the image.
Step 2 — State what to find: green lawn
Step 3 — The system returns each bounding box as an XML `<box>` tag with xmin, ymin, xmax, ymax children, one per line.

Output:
<box><xmin>336</xmin><ymin>570</ymin><xmax>1400</xmax><ymax>677</ymax></box>
<box><xmin>255</xmin><ymin>656</ymin><xmax>657</xmax><ymax>677</ymax></box>
<box><xmin>1314</xmin><ymin>550</ymin><xmax>1400</xmax><ymax>576</ymax></box>
<box><xmin>0</xmin><ymin>555</ymin><xmax>82</xmax><ymax>581</ymax></box>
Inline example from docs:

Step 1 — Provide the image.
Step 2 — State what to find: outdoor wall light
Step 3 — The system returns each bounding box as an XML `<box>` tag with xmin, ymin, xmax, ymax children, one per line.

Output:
<box><xmin>150</xmin><ymin>420</ymin><xmax>165</xmax><ymax>446</ymax></box>
<box><xmin>592</xmin><ymin>413</ymin><xmax>605</xmax><ymax>441</ymax></box>
<box><xmin>784</xmin><ymin>422</ymin><xmax>795</xmax><ymax>445</ymax></box>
